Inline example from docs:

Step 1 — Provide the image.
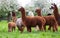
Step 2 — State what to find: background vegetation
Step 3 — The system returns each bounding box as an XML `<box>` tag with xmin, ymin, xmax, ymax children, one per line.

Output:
<box><xmin>0</xmin><ymin>0</ymin><xmax>60</xmax><ymax>19</ymax></box>
<box><xmin>0</xmin><ymin>0</ymin><xmax>60</xmax><ymax>38</ymax></box>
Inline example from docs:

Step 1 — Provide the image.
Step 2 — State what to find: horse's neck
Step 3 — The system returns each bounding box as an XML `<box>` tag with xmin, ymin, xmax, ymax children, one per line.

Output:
<box><xmin>53</xmin><ymin>8</ymin><xmax>60</xmax><ymax>19</ymax></box>
<box><xmin>21</xmin><ymin>11</ymin><xmax>26</xmax><ymax>21</ymax></box>
<box><xmin>53</xmin><ymin>7</ymin><xmax>60</xmax><ymax>24</ymax></box>
<box><xmin>37</xmin><ymin>12</ymin><xmax>42</xmax><ymax>16</ymax></box>
<box><xmin>12</xmin><ymin>16</ymin><xmax>17</xmax><ymax>23</ymax></box>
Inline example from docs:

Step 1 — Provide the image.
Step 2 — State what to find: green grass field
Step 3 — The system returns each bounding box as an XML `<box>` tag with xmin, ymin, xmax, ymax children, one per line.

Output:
<box><xmin>0</xmin><ymin>20</ymin><xmax>60</xmax><ymax>38</ymax></box>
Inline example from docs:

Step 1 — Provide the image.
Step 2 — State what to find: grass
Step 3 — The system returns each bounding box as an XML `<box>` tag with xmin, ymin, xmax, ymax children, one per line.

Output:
<box><xmin>0</xmin><ymin>20</ymin><xmax>60</xmax><ymax>38</ymax></box>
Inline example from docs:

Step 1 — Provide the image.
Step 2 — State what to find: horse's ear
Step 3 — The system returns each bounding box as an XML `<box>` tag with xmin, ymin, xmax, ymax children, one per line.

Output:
<box><xmin>51</xmin><ymin>3</ymin><xmax>55</xmax><ymax>5</ymax></box>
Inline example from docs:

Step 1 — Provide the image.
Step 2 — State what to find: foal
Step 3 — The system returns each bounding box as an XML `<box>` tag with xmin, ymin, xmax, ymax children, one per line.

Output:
<box><xmin>8</xmin><ymin>11</ymin><xmax>16</xmax><ymax>32</ymax></box>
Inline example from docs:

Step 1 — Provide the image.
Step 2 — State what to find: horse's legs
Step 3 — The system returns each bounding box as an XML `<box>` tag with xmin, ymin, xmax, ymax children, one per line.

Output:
<box><xmin>17</xmin><ymin>25</ymin><xmax>20</xmax><ymax>31</ymax></box>
<box><xmin>12</xmin><ymin>27</ymin><xmax>13</xmax><ymax>32</ymax></box>
<box><xmin>17</xmin><ymin>25</ymin><xmax>23</xmax><ymax>33</ymax></box>
<box><xmin>8</xmin><ymin>26</ymin><xmax>12</xmax><ymax>32</ymax></box>
<box><xmin>44</xmin><ymin>25</ymin><xmax>46</xmax><ymax>31</ymax></box>
<box><xmin>48</xmin><ymin>25</ymin><xmax>51</xmax><ymax>30</ymax></box>
<box><xmin>55</xmin><ymin>25</ymin><xmax>58</xmax><ymax>31</ymax></box>
<box><xmin>38</xmin><ymin>25</ymin><xmax>41</xmax><ymax>31</ymax></box>
<box><xmin>38</xmin><ymin>24</ymin><xmax>44</xmax><ymax>31</ymax></box>
<box><xmin>52</xmin><ymin>25</ymin><xmax>56</xmax><ymax>32</ymax></box>
<box><xmin>13</xmin><ymin>27</ymin><xmax>15</xmax><ymax>31</ymax></box>
<box><xmin>41</xmin><ymin>25</ymin><xmax>44</xmax><ymax>31</ymax></box>
<box><xmin>55</xmin><ymin>23</ymin><xmax>58</xmax><ymax>31</ymax></box>
<box><xmin>27</xmin><ymin>26</ymin><xmax>31</xmax><ymax>32</ymax></box>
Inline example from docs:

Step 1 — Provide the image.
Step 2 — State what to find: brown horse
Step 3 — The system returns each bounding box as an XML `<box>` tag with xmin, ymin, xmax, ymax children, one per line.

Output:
<box><xmin>8</xmin><ymin>11</ymin><xmax>17</xmax><ymax>32</ymax></box>
<box><xmin>50</xmin><ymin>3</ymin><xmax>60</xmax><ymax>25</ymax></box>
<box><xmin>35</xmin><ymin>8</ymin><xmax>58</xmax><ymax>32</ymax></box>
<box><xmin>49</xmin><ymin>3</ymin><xmax>60</xmax><ymax>30</ymax></box>
<box><xmin>18</xmin><ymin>7</ymin><xmax>46</xmax><ymax>32</ymax></box>
<box><xmin>8</xmin><ymin>11</ymin><xmax>25</xmax><ymax>32</ymax></box>
<box><xmin>12</xmin><ymin>11</ymin><xmax>17</xmax><ymax>22</ymax></box>
<box><xmin>8</xmin><ymin>22</ymin><xmax>16</xmax><ymax>32</ymax></box>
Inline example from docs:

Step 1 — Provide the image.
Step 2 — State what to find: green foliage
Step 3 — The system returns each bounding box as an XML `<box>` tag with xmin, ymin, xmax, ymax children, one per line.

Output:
<box><xmin>31</xmin><ymin>0</ymin><xmax>52</xmax><ymax>16</ymax></box>
<box><xmin>0</xmin><ymin>0</ymin><xmax>19</xmax><ymax>17</ymax></box>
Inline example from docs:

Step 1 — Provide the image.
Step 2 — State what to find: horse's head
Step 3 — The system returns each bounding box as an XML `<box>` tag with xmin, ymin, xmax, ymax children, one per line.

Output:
<box><xmin>50</xmin><ymin>3</ymin><xmax>57</xmax><ymax>10</ymax></box>
<box><xmin>12</xmin><ymin>11</ymin><xmax>16</xmax><ymax>16</ymax></box>
<box><xmin>35</xmin><ymin>8</ymin><xmax>41</xmax><ymax>16</ymax></box>
<box><xmin>18</xmin><ymin>7</ymin><xmax>25</xmax><ymax>12</ymax></box>
<box><xmin>35</xmin><ymin>8</ymin><xmax>41</xmax><ymax>13</ymax></box>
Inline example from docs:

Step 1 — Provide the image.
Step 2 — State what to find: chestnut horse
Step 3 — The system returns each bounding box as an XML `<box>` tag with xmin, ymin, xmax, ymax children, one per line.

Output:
<box><xmin>18</xmin><ymin>7</ymin><xmax>46</xmax><ymax>32</ymax></box>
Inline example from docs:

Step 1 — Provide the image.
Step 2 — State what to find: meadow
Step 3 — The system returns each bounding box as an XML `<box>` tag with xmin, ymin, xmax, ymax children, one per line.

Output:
<box><xmin>0</xmin><ymin>20</ymin><xmax>60</xmax><ymax>38</ymax></box>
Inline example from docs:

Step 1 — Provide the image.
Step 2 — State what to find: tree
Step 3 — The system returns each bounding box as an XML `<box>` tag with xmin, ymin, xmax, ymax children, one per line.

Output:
<box><xmin>32</xmin><ymin>0</ymin><xmax>52</xmax><ymax>16</ymax></box>
<box><xmin>0</xmin><ymin>0</ymin><xmax>19</xmax><ymax>16</ymax></box>
<box><xmin>0</xmin><ymin>0</ymin><xmax>20</xmax><ymax>22</ymax></box>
